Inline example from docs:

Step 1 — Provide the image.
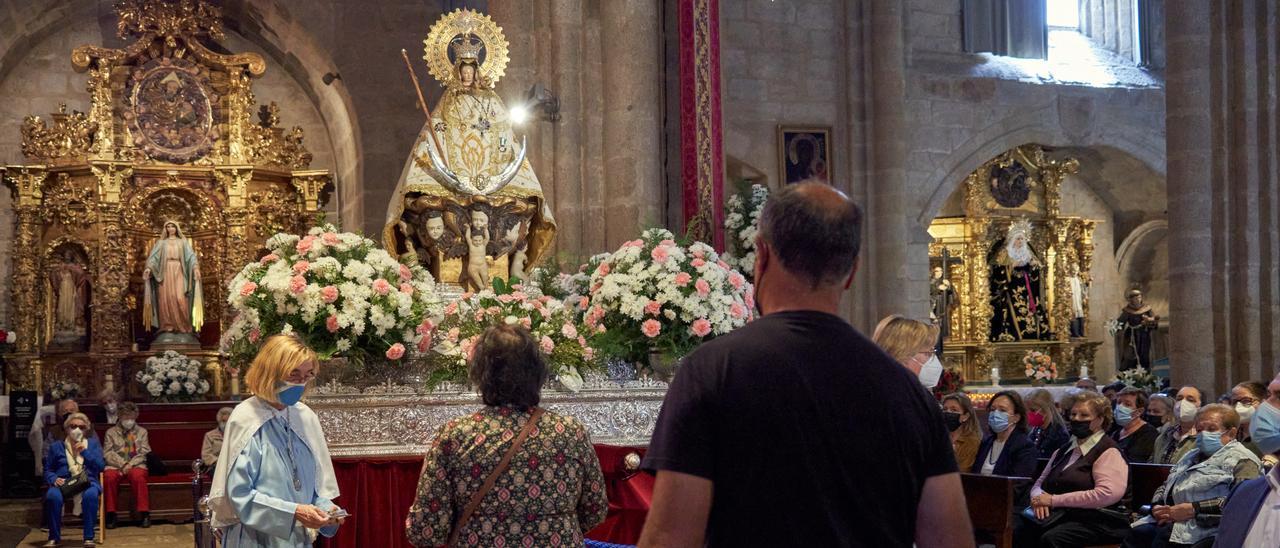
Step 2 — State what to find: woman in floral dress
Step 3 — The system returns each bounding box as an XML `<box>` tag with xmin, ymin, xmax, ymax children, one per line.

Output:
<box><xmin>405</xmin><ymin>324</ymin><xmax>608</xmax><ymax>547</ymax></box>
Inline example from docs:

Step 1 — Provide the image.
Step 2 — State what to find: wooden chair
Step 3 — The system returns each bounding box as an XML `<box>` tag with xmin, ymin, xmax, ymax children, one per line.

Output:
<box><xmin>1129</xmin><ymin>462</ymin><xmax>1174</xmax><ymax>508</ymax></box>
<box><xmin>961</xmin><ymin>473</ymin><xmax>1031</xmax><ymax>548</ymax></box>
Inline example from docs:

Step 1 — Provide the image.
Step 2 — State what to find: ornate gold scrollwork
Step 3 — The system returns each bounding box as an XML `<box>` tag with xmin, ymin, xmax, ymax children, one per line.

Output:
<box><xmin>21</xmin><ymin>106</ymin><xmax>97</xmax><ymax>163</ymax></box>
<box><xmin>44</xmin><ymin>173</ymin><xmax>99</xmax><ymax>229</ymax></box>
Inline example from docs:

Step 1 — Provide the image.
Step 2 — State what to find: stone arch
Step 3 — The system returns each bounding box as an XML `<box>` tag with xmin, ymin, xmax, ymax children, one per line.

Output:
<box><xmin>914</xmin><ymin>111</ymin><xmax>1166</xmax><ymax>227</ymax></box>
<box><xmin>1116</xmin><ymin>219</ymin><xmax>1169</xmax><ymax>316</ymax></box>
<box><xmin>0</xmin><ymin>0</ymin><xmax>363</xmax><ymax>228</ymax></box>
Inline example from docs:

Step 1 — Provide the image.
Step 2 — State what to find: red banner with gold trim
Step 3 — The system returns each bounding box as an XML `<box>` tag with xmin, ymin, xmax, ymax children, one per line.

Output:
<box><xmin>678</xmin><ymin>0</ymin><xmax>724</xmax><ymax>249</ymax></box>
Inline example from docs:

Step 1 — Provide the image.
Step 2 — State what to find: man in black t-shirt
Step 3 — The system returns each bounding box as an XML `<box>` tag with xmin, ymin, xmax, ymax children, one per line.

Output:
<box><xmin>639</xmin><ymin>183</ymin><xmax>973</xmax><ymax>547</ymax></box>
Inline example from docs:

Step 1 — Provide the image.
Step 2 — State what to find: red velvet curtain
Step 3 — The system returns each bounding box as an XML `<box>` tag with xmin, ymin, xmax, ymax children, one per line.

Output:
<box><xmin>317</xmin><ymin>445</ymin><xmax>653</xmax><ymax>548</ymax></box>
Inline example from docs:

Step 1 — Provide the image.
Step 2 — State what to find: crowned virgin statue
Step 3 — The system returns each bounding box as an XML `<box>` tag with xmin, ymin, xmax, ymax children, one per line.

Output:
<box><xmin>988</xmin><ymin>219</ymin><xmax>1051</xmax><ymax>342</ymax></box>
<box><xmin>385</xmin><ymin>9</ymin><xmax>556</xmax><ymax>290</ymax></box>
<box><xmin>143</xmin><ymin>221</ymin><xmax>204</xmax><ymax>345</ymax></box>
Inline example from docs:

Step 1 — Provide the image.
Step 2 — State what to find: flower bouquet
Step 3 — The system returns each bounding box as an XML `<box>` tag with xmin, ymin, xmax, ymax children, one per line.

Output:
<box><xmin>932</xmin><ymin>365</ymin><xmax>966</xmax><ymax>400</ymax></box>
<box><xmin>0</xmin><ymin>328</ymin><xmax>16</xmax><ymax>351</ymax></box>
<box><xmin>222</xmin><ymin>224</ymin><xmax>443</xmax><ymax>369</ymax></box>
<box><xmin>722</xmin><ymin>182</ymin><xmax>769</xmax><ymax>279</ymax></box>
<box><xmin>585</xmin><ymin>228</ymin><xmax>754</xmax><ymax>373</ymax></box>
<box><xmin>1023</xmin><ymin>350</ymin><xmax>1058</xmax><ymax>384</ymax></box>
<box><xmin>430</xmin><ymin>279</ymin><xmax>598</xmax><ymax>391</ymax></box>
<box><xmin>1115</xmin><ymin>366</ymin><xmax>1162</xmax><ymax>394</ymax></box>
<box><xmin>136</xmin><ymin>350</ymin><xmax>210</xmax><ymax>402</ymax></box>
<box><xmin>48</xmin><ymin>379</ymin><xmax>81</xmax><ymax>401</ymax></box>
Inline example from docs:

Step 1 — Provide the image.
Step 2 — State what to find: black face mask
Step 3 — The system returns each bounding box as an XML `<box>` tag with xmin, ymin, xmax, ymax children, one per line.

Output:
<box><xmin>1068</xmin><ymin>419</ymin><xmax>1095</xmax><ymax>439</ymax></box>
<box><xmin>942</xmin><ymin>411</ymin><xmax>963</xmax><ymax>432</ymax></box>
<box><xmin>1142</xmin><ymin>413</ymin><xmax>1162</xmax><ymax>426</ymax></box>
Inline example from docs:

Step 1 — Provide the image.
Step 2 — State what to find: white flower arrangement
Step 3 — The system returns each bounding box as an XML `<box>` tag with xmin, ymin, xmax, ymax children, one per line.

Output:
<box><xmin>222</xmin><ymin>224</ymin><xmax>443</xmax><ymax>364</ymax></box>
<box><xmin>48</xmin><ymin>379</ymin><xmax>81</xmax><ymax>401</ymax></box>
<box><xmin>585</xmin><ymin>228</ymin><xmax>754</xmax><ymax>365</ymax></box>
<box><xmin>1115</xmin><ymin>366</ymin><xmax>1162</xmax><ymax>394</ymax></box>
<box><xmin>431</xmin><ymin>281</ymin><xmax>598</xmax><ymax>392</ymax></box>
<box><xmin>722</xmin><ymin>183</ymin><xmax>769</xmax><ymax>278</ymax></box>
<box><xmin>135</xmin><ymin>350</ymin><xmax>209</xmax><ymax>401</ymax></box>
<box><xmin>1104</xmin><ymin>318</ymin><xmax>1124</xmax><ymax>336</ymax></box>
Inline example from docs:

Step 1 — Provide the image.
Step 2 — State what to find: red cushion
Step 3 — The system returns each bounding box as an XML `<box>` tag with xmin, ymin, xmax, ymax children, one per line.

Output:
<box><xmin>145</xmin><ymin>472</ymin><xmax>197</xmax><ymax>484</ymax></box>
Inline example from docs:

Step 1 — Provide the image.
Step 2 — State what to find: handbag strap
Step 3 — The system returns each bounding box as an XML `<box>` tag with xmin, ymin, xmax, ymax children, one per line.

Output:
<box><xmin>447</xmin><ymin>407</ymin><xmax>544</xmax><ymax>547</ymax></box>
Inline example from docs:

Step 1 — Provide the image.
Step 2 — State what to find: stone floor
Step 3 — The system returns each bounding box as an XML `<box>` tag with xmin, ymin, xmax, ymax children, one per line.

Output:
<box><xmin>14</xmin><ymin>523</ymin><xmax>194</xmax><ymax>547</ymax></box>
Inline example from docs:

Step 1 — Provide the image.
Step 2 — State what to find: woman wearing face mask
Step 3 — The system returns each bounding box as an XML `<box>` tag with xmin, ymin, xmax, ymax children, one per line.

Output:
<box><xmin>1017</xmin><ymin>391</ymin><xmax>1130</xmax><ymax>547</ymax></box>
<box><xmin>207</xmin><ymin>335</ymin><xmax>346</xmax><ymax>547</ymax></box>
<box><xmin>103</xmin><ymin>401</ymin><xmax>151</xmax><ymax>529</ymax></box>
<box><xmin>1121</xmin><ymin>404</ymin><xmax>1260</xmax><ymax>548</ymax></box>
<box><xmin>43</xmin><ymin>412</ymin><xmax>104</xmax><ymax>547</ymax></box>
<box><xmin>1214</xmin><ymin>372</ymin><xmax>1280</xmax><ymax>546</ymax></box>
<box><xmin>871</xmin><ymin>315</ymin><xmax>944</xmax><ymax>390</ymax></box>
<box><xmin>973</xmin><ymin>392</ymin><xmax>1038</xmax><ymax>487</ymax></box>
<box><xmin>1026</xmin><ymin>389</ymin><xmax>1071</xmax><ymax>460</ymax></box>
<box><xmin>97</xmin><ymin>388</ymin><xmax>120</xmax><ymax>425</ymax></box>
<box><xmin>1146</xmin><ymin>394</ymin><xmax>1174</xmax><ymax>429</ymax></box>
<box><xmin>942</xmin><ymin>393</ymin><xmax>982</xmax><ymax>471</ymax></box>
<box><xmin>1229</xmin><ymin>381</ymin><xmax>1267</xmax><ymax>457</ymax></box>
<box><xmin>201</xmin><ymin>407</ymin><xmax>235</xmax><ymax>474</ymax></box>
<box><xmin>1111</xmin><ymin>387</ymin><xmax>1159</xmax><ymax>463</ymax></box>
<box><xmin>1155</xmin><ymin>386</ymin><xmax>1204</xmax><ymax>465</ymax></box>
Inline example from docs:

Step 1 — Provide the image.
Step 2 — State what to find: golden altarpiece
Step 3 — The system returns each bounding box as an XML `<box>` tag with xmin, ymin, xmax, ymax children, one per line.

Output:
<box><xmin>1</xmin><ymin>2</ymin><xmax>330</xmax><ymax>398</ymax></box>
<box><xmin>928</xmin><ymin>145</ymin><xmax>1102</xmax><ymax>384</ymax></box>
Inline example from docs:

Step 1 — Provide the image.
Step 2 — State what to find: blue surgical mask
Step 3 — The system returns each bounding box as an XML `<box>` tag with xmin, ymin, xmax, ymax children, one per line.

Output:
<box><xmin>1250</xmin><ymin>400</ymin><xmax>1280</xmax><ymax>455</ymax></box>
<box><xmin>276</xmin><ymin>381</ymin><xmax>307</xmax><ymax>406</ymax></box>
<box><xmin>1115</xmin><ymin>405</ymin><xmax>1134</xmax><ymax>427</ymax></box>
<box><xmin>988</xmin><ymin>410</ymin><xmax>1011</xmax><ymax>433</ymax></box>
<box><xmin>1197</xmin><ymin>431</ymin><xmax>1224</xmax><ymax>457</ymax></box>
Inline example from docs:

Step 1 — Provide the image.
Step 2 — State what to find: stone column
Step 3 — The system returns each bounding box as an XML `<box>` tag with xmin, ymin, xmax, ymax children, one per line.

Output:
<box><xmin>1166</xmin><ymin>1</ymin><xmax>1280</xmax><ymax>392</ymax></box>
<box><xmin>864</xmin><ymin>0</ymin><xmax>925</xmax><ymax>323</ymax></box>
<box><xmin>601</xmin><ymin>0</ymin><xmax>663</xmax><ymax>249</ymax></box>
<box><xmin>549</xmin><ymin>0</ymin><xmax>585</xmax><ymax>262</ymax></box>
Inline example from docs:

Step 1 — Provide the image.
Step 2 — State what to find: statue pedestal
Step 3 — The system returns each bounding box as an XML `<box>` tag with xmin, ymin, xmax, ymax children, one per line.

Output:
<box><xmin>151</xmin><ymin>331</ymin><xmax>201</xmax><ymax>350</ymax></box>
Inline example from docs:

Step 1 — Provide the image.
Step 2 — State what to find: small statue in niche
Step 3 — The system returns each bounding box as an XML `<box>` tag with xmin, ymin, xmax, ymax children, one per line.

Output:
<box><xmin>1067</xmin><ymin>263</ymin><xmax>1088</xmax><ymax>338</ymax></box>
<box><xmin>929</xmin><ymin>265</ymin><xmax>957</xmax><ymax>341</ymax></box>
<box><xmin>462</xmin><ymin>216</ymin><xmax>491</xmax><ymax>292</ymax></box>
<box><xmin>1117</xmin><ymin>289</ymin><xmax>1158</xmax><ymax>371</ymax></box>
<box><xmin>48</xmin><ymin>249</ymin><xmax>91</xmax><ymax>348</ymax></box>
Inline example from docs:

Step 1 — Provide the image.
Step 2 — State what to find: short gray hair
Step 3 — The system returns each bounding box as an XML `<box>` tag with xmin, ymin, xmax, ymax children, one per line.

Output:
<box><xmin>759</xmin><ymin>182</ymin><xmax>863</xmax><ymax>288</ymax></box>
<box><xmin>217</xmin><ymin>407</ymin><xmax>234</xmax><ymax>420</ymax></box>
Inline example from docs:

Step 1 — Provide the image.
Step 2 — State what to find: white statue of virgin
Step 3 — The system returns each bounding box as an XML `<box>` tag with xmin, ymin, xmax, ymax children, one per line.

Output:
<box><xmin>143</xmin><ymin>220</ymin><xmax>204</xmax><ymax>343</ymax></box>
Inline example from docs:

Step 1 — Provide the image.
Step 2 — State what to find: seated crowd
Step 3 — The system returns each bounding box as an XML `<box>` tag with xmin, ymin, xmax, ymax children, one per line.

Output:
<box><xmin>22</xmin><ymin>183</ymin><xmax>1280</xmax><ymax>548</ymax></box>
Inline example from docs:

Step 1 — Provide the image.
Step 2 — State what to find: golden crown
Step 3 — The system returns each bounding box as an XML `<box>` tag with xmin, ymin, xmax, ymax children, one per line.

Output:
<box><xmin>1007</xmin><ymin>218</ymin><xmax>1034</xmax><ymax>240</ymax></box>
<box><xmin>450</xmin><ymin>34</ymin><xmax>484</xmax><ymax>63</ymax></box>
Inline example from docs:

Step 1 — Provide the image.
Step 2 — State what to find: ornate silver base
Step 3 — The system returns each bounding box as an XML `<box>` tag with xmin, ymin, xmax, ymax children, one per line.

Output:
<box><xmin>307</xmin><ymin>374</ymin><xmax>668</xmax><ymax>456</ymax></box>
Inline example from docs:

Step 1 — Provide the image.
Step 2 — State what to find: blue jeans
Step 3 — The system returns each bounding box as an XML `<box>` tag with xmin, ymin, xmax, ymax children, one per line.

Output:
<box><xmin>45</xmin><ymin>484</ymin><xmax>99</xmax><ymax>542</ymax></box>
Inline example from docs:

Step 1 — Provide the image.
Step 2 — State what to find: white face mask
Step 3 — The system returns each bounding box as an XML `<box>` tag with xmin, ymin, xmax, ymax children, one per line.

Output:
<box><xmin>104</xmin><ymin>402</ymin><xmax>117</xmax><ymax>413</ymax></box>
<box><xmin>918</xmin><ymin>355</ymin><xmax>944</xmax><ymax>388</ymax></box>
<box><xmin>1236</xmin><ymin>403</ymin><xmax>1257</xmax><ymax>423</ymax></box>
<box><xmin>1177</xmin><ymin>399</ymin><xmax>1199</xmax><ymax>422</ymax></box>
<box><xmin>69</xmin><ymin>428</ymin><xmax>84</xmax><ymax>442</ymax></box>
<box><xmin>120</xmin><ymin>419</ymin><xmax>136</xmax><ymax>430</ymax></box>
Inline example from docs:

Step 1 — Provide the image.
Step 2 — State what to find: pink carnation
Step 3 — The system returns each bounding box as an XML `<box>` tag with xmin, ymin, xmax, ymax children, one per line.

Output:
<box><xmin>692</xmin><ymin>249</ymin><xmax>705</xmax><ymax>260</ymax></box>
<box><xmin>717</xmin><ymin>260</ymin><xmax>730</xmax><ymax>270</ymax></box>
<box><xmin>322</xmin><ymin>232</ymin><xmax>341</xmax><ymax>246</ymax></box>
<box><xmin>692</xmin><ymin>258</ymin><xmax>706</xmax><ymax>268</ymax></box>
<box><xmin>260</xmin><ymin>254</ymin><xmax>279</xmax><ymax>264</ymax></box>
<box><xmin>399</xmin><ymin>264</ymin><xmax>412</xmax><ymax>282</ymax></box>
<box><xmin>561</xmin><ymin>323</ymin><xmax>579</xmax><ymax>339</ymax></box>
<box><xmin>373</xmin><ymin>279</ymin><xmax>392</xmax><ymax>295</ymax></box>
<box><xmin>326</xmin><ymin>315</ymin><xmax>340</xmax><ymax>333</ymax></box>
<box><xmin>745</xmin><ymin>292</ymin><xmax>756</xmax><ymax>310</ymax></box>
<box><xmin>400</xmin><ymin>283</ymin><xmax>415</xmax><ymax>295</ymax></box>
<box><xmin>296</xmin><ymin>236</ymin><xmax>315</xmax><ymax>254</ymax></box>
<box><xmin>321</xmin><ymin>285</ymin><xmax>339</xmax><ymax>303</ymax></box>
<box><xmin>292</xmin><ymin>261</ymin><xmax>310</xmax><ymax>275</ymax></box>
<box><xmin>645</xmin><ymin>300</ymin><xmax>662</xmax><ymax>316</ymax></box>
<box><xmin>445</xmin><ymin>301</ymin><xmax>459</xmax><ymax>315</ymax></box>
<box><xmin>540</xmin><ymin>336</ymin><xmax>555</xmax><ymax>354</ymax></box>
<box><xmin>416</xmin><ymin>319</ymin><xmax>436</xmax><ymax>336</ymax></box>
<box><xmin>691</xmin><ymin>318</ymin><xmax>712</xmax><ymax>338</ymax></box>
<box><xmin>248</xmin><ymin>328</ymin><xmax>261</xmax><ymax>343</ymax></box>
<box><xmin>521</xmin><ymin>317</ymin><xmax>532</xmax><ymax>329</ymax></box>
<box><xmin>651</xmin><ymin>246</ymin><xmax>670</xmax><ymax>263</ymax></box>
<box><xmin>730</xmin><ymin>302</ymin><xmax>747</xmax><ymax>319</ymax></box>
<box><xmin>641</xmin><ymin>319</ymin><xmax>662</xmax><ymax>338</ymax></box>
<box><xmin>578</xmin><ymin>296</ymin><xmax>590</xmax><ymax>310</ymax></box>
<box><xmin>695</xmin><ymin>279</ymin><xmax>711</xmax><ymax>296</ymax></box>
<box><xmin>673</xmin><ymin>272</ymin><xmax>692</xmax><ymax>287</ymax></box>
<box><xmin>289</xmin><ymin>275</ymin><xmax>307</xmax><ymax>295</ymax></box>
<box><xmin>239</xmin><ymin>281</ymin><xmax>258</xmax><ymax>297</ymax></box>
<box><xmin>417</xmin><ymin>337</ymin><xmax>431</xmax><ymax>353</ymax></box>
<box><xmin>660</xmin><ymin>239</ymin><xmax>676</xmax><ymax>247</ymax></box>
<box><xmin>584</xmin><ymin>347</ymin><xmax>596</xmax><ymax>361</ymax></box>
<box><xmin>596</xmin><ymin>262</ymin><xmax>611</xmax><ymax>276</ymax></box>
<box><xmin>385</xmin><ymin>343</ymin><xmax>405</xmax><ymax>360</ymax></box>
<box><xmin>728</xmin><ymin>272</ymin><xmax>745</xmax><ymax>290</ymax></box>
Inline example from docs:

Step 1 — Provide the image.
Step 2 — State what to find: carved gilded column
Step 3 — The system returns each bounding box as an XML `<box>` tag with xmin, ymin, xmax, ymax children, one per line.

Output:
<box><xmin>4</xmin><ymin>166</ymin><xmax>47</xmax><ymax>355</ymax></box>
<box><xmin>87</xmin><ymin>67</ymin><xmax>116</xmax><ymax>159</ymax></box>
<box><xmin>1050</xmin><ymin>219</ymin><xmax>1073</xmax><ymax>341</ymax></box>
<box><xmin>90</xmin><ymin>162</ymin><xmax>134</xmax><ymax>352</ymax></box>
<box><xmin>217</xmin><ymin>167</ymin><xmax>254</xmax><ymax>290</ymax></box>
<box><xmin>289</xmin><ymin>171</ymin><xmax>332</xmax><ymax>218</ymax></box>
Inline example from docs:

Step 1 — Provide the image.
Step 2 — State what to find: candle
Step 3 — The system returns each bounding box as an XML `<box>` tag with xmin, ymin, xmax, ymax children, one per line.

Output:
<box><xmin>1080</xmin><ymin>366</ymin><xmax>1090</xmax><ymax>379</ymax></box>
<box><xmin>991</xmin><ymin>367</ymin><xmax>1001</xmax><ymax>387</ymax></box>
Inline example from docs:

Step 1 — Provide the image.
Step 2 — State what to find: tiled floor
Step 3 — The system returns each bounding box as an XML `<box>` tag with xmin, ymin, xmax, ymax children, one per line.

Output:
<box><xmin>16</xmin><ymin>523</ymin><xmax>194</xmax><ymax>547</ymax></box>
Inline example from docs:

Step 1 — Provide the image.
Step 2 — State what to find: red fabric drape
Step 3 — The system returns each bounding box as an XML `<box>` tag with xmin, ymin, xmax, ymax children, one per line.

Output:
<box><xmin>318</xmin><ymin>445</ymin><xmax>653</xmax><ymax>547</ymax></box>
<box><xmin>678</xmin><ymin>0</ymin><xmax>725</xmax><ymax>248</ymax></box>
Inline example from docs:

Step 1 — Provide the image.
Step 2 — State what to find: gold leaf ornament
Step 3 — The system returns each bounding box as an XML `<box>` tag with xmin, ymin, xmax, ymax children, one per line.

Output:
<box><xmin>422</xmin><ymin>8</ymin><xmax>509</xmax><ymax>88</ymax></box>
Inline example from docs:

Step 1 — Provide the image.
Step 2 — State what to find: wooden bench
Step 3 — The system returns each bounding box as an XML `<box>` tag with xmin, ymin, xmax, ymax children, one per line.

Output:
<box><xmin>961</xmin><ymin>473</ymin><xmax>1032</xmax><ymax>548</ymax></box>
<box><xmin>82</xmin><ymin>401</ymin><xmax>234</xmax><ymax>524</ymax></box>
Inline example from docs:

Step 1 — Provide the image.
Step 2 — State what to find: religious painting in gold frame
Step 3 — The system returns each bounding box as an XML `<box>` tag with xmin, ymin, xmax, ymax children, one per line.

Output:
<box><xmin>777</xmin><ymin>125</ymin><xmax>832</xmax><ymax>185</ymax></box>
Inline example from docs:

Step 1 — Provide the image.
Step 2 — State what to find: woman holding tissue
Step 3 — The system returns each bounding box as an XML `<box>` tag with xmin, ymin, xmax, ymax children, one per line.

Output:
<box><xmin>207</xmin><ymin>335</ymin><xmax>345</xmax><ymax>547</ymax></box>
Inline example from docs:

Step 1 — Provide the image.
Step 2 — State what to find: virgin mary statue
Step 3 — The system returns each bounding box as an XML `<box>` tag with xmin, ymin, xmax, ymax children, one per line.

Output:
<box><xmin>385</xmin><ymin>9</ymin><xmax>555</xmax><ymax>287</ymax></box>
<box><xmin>143</xmin><ymin>221</ymin><xmax>203</xmax><ymax>342</ymax></box>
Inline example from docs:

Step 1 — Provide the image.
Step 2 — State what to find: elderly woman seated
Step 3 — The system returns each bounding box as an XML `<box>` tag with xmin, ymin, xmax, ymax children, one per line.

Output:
<box><xmin>1015</xmin><ymin>391</ymin><xmax>1130</xmax><ymax>547</ymax></box>
<box><xmin>1121</xmin><ymin>403</ymin><xmax>1262</xmax><ymax>548</ymax></box>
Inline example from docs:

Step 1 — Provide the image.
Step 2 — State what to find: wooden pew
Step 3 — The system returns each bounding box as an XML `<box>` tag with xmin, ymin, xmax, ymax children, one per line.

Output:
<box><xmin>961</xmin><ymin>473</ymin><xmax>1031</xmax><ymax>548</ymax></box>
<box><xmin>1129</xmin><ymin>462</ymin><xmax>1174</xmax><ymax>508</ymax></box>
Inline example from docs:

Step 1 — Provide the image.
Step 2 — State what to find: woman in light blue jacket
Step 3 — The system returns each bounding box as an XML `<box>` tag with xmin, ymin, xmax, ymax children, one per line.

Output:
<box><xmin>1122</xmin><ymin>403</ymin><xmax>1261</xmax><ymax>548</ymax></box>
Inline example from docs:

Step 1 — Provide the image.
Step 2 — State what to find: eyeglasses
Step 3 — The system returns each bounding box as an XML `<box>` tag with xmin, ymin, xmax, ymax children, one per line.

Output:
<box><xmin>1234</xmin><ymin>398</ymin><xmax>1258</xmax><ymax>406</ymax></box>
<box><xmin>67</xmin><ymin>425</ymin><xmax>87</xmax><ymax>431</ymax></box>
